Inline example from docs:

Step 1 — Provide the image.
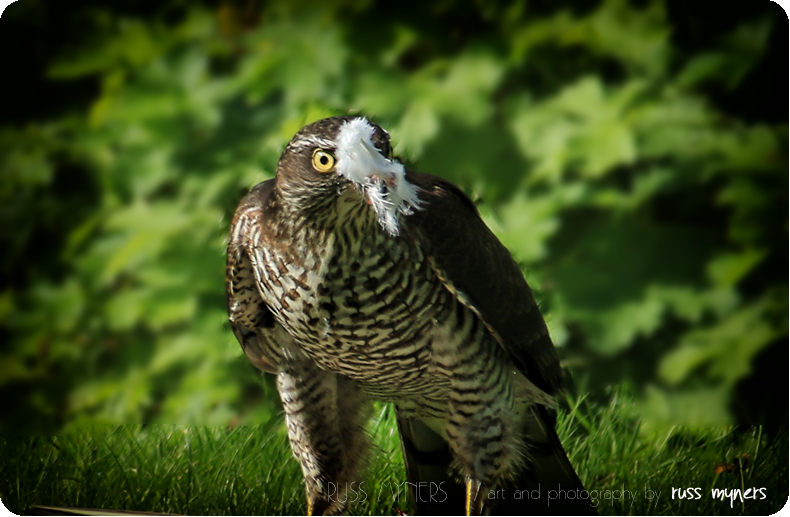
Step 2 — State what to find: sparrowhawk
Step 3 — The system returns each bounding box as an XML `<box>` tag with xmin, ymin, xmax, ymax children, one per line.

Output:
<box><xmin>226</xmin><ymin>116</ymin><xmax>591</xmax><ymax>515</ymax></box>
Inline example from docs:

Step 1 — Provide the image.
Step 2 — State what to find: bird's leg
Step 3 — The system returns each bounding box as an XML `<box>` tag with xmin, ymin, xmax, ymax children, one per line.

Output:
<box><xmin>277</xmin><ymin>360</ymin><xmax>346</xmax><ymax>515</ymax></box>
<box><xmin>307</xmin><ymin>497</ymin><xmax>331</xmax><ymax>517</ymax></box>
<box><xmin>450</xmin><ymin>392</ymin><xmax>517</xmax><ymax>516</ymax></box>
<box><xmin>335</xmin><ymin>377</ymin><xmax>374</xmax><ymax>485</ymax></box>
<box><xmin>445</xmin><ymin>347</ymin><xmax>520</xmax><ymax>516</ymax></box>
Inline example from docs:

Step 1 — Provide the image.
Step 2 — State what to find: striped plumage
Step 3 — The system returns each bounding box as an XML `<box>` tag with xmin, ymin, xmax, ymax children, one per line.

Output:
<box><xmin>226</xmin><ymin>116</ymin><xmax>591</xmax><ymax>515</ymax></box>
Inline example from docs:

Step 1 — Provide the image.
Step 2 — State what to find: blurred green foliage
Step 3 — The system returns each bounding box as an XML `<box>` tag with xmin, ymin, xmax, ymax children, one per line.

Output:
<box><xmin>0</xmin><ymin>0</ymin><xmax>786</xmax><ymax>435</ymax></box>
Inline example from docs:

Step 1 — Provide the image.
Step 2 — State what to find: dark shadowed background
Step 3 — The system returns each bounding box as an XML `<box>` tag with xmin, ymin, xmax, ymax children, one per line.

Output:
<box><xmin>0</xmin><ymin>0</ymin><xmax>786</xmax><ymax>437</ymax></box>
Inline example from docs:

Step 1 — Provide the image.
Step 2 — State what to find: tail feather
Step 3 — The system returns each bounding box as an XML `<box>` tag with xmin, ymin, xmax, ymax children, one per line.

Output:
<box><xmin>396</xmin><ymin>406</ymin><xmax>596</xmax><ymax>515</ymax></box>
<box><xmin>495</xmin><ymin>405</ymin><xmax>596</xmax><ymax>515</ymax></box>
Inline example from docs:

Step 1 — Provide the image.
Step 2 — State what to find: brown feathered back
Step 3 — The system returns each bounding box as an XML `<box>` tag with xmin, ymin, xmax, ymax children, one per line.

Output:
<box><xmin>404</xmin><ymin>170</ymin><xmax>563</xmax><ymax>396</ymax></box>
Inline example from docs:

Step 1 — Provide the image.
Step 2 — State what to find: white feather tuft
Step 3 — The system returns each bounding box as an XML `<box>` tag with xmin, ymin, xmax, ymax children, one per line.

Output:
<box><xmin>336</xmin><ymin>118</ymin><xmax>422</xmax><ymax>236</ymax></box>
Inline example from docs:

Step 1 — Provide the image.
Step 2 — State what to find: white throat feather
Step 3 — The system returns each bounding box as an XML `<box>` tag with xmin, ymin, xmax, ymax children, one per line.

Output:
<box><xmin>335</xmin><ymin>118</ymin><xmax>422</xmax><ymax>236</ymax></box>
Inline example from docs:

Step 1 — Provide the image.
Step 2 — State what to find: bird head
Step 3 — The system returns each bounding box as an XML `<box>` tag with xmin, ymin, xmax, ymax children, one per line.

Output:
<box><xmin>275</xmin><ymin>116</ymin><xmax>422</xmax><ymax>236</ymax></box>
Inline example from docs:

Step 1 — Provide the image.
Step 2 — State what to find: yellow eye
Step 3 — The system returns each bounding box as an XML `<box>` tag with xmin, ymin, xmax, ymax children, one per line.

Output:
<box><xmin>311</xmin><ymin>149</ymin><xmax>336</xmax><ymax>173</ymax></box>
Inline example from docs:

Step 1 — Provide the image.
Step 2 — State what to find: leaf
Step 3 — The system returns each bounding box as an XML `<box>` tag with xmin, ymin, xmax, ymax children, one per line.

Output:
<box><xmin>659</xmin><ymin>298</ymin><xmax>779</xmax><ymax>385</ymax></box>
<box><xmin>640</xmin><ymin>384</ymin><xmax>732</xmax><ymax>428</ymax></box>
<box><xmin>676</xmin><ymin>52</ymin><xmax>730</xmax><ymax>89</ymax></box>
<box><xmin>143</xmin><ymin>291</ymin><xmax>198</xmax><ymax>331</ymax></box>
<box><xmin>577</xmin><ymin>120</ymin><xmax>636</xmax><ymax>177</ymax></box>
<box><xmin>707</xmin><ymin>249</ymin><xmax>766</xmax><ymax>287</ymax></box>
<box><xmin>105</xmin><ymin>288</ymin><xmax>146</xmax><ymax>332</ymax></box>
<box><xmin>486</xmin><ymin>193</ymin><xmax>559</xmax><ymax>263</ymax></box>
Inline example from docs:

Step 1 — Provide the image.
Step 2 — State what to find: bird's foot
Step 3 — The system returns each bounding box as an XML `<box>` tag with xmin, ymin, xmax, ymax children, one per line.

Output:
<box><xmin>307</xmin><ymin>496</ymin><xmax>331</xmax><ymax>516</ymax></box>
<box><xmin>465</xmin><ymin>478</ymin><xmax>488</xmax><ymax>516</ymax></box>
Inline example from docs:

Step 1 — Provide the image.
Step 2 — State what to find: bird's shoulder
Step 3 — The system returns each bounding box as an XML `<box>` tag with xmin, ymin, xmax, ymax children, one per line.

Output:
<box><xmin>226</xmin><ymin>179</ymin><xmax>281</xmax><ymax>373</ymax></box>
<box><xmin>405</xmin><ymin>170</ymin><xmax>563</xmax><ymax>395</ymax></box>
<box><xmin>227</xmin><ymin>178</ymin><xmax>297</xmax><ymax>263</ymax></box>
<box><xmin>228</xmin><ymin>179</ymin><xmax>276</xmax><ymax>243</ymax></box>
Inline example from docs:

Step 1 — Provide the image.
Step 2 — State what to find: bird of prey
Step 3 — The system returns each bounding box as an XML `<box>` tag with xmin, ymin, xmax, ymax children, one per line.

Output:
<box><xmin>226</xmin><ymin>116</ymin><xmax>591</xmax><ymax>515</ymax></box>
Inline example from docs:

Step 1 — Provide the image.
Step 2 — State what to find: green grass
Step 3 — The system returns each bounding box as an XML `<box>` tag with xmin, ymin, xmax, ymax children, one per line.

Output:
<box><xmin>0</xmin><ymin>405</ymin><xmax>412</xmax><ymax>516</ymax></box>
<box><xmin>1</xmin><ymin>389</ymin><xmax>786</xmax><ymax>515</ymax></box>
<box><xmin>555</xmin><ymin>389</ymin><xmax>788</xmax><ymax>515</ymax></box>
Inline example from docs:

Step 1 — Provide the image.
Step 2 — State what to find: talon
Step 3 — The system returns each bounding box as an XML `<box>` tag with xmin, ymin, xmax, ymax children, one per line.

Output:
<box><xmin>307</xmin><ymin>497</ymin><xmax>330</xmax><ymax>516</ymax></box>
<box><xmin>465</xmin><ymin>478</ymin><xmax>486</xmax><ymax>516</ymax></box>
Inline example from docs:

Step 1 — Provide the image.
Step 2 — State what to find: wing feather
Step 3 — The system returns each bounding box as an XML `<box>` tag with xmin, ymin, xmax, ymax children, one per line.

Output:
<box><xmin>226</xmin><ymin>179</ymin><xmax>282</xmax><ymax>374</ymax></box>
<box><xmin>404</xmin><ymin>171</ymin><xmax>563</xmax><ymax>396</ymax></box>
